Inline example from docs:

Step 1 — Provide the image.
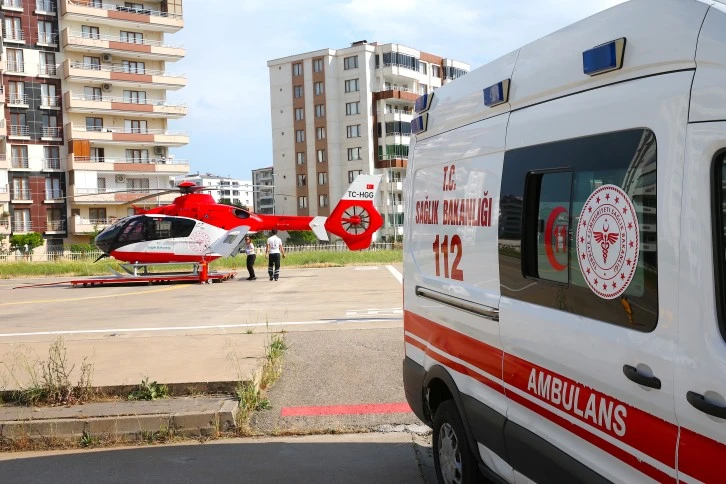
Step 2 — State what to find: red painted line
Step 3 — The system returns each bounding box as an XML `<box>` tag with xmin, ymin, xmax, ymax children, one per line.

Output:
<box><xmin>281</xmin><ymin>402</ymin><xmax>412</xmax><ymax>417</ymax></box>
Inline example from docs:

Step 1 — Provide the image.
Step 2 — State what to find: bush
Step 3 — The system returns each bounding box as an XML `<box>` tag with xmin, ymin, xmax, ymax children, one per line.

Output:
<box><xmin>9</xmin><ymin>233</ymin><xmax>44</xmax><ymax>253</ymax></box>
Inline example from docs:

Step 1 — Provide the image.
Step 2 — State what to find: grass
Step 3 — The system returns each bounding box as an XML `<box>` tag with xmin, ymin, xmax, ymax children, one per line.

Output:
<box><xmin>0</xmin><ymin>249</ymin><xmax>403</xmax><ymax>279</ymax></box>
<box><xmin>128</xmin><ymin>377</ymin><xmax>170</xmax><ymax>401</ymax></box>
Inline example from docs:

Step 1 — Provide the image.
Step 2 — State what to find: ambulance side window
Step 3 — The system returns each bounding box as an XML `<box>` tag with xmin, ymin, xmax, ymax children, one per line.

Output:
<box><xmin>500</xmin><ymin>129</ymin><xmax>658</xmax><ymax>331</ymax></box>
<box><xmin>715</xmin><ymin>154</ymin><xmax>726</xmax><ymax>342</ymax></box>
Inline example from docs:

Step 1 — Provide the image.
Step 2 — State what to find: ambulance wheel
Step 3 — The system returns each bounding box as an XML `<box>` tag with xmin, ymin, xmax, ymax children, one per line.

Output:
<box><xmin>433</xmin><ymin>400</ymin><xmax>477</xmax><ymax>484</ymax></box>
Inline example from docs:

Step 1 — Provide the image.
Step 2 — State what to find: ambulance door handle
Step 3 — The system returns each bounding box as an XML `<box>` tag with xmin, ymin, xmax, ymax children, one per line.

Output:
<box><xmin>686</xmin><ymin>391</ymin><xmax>726</xmax><ymax>419</ymax></box>
<box><xmin>622</xmin><ymin>365</ymin><xmax>661</xmax><ymax>390</ymax></box>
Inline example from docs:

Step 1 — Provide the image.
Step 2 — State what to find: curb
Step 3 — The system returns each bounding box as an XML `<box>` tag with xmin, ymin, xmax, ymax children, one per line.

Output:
<box><xmin>0</xmin><ymin>398</ymin><xmax>239</xmax><ymax>445</ymax></box>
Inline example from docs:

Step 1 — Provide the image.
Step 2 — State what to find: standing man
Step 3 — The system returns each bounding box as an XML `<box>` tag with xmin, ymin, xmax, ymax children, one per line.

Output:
<box><xmin>266</xmin><ymin>229</ymin><xmax>285</xmax><ymax>281</ymax></box>
<box><xmin>243</xmin><ymin>235</ymin><xmax>256</xmax><ymax>280</ymax></box>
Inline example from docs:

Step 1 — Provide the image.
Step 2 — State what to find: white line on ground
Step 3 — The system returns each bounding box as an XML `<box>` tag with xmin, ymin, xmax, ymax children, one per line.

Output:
<box><xmin>386</xmin><ymin>265</ymin><xmax>403</xmax><ymax>285</ymax></box>
<box><xmin>0</xmin><ymin>318</ymin><xmax>402</xmax><ymax>338</ymax></box>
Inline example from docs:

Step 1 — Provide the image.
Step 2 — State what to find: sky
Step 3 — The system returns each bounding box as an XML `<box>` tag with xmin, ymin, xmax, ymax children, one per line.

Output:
<box><xmin>167</xmin><ymin>0</ymin><xmax>627</xmax><ymax>181</ymax></box>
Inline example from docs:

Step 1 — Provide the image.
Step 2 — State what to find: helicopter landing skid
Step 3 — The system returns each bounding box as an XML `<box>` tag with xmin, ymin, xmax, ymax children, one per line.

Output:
<box><xmin>69</xmin><ymin>263</ymin><xmax>236</xmax><ymax>287</ymax></box>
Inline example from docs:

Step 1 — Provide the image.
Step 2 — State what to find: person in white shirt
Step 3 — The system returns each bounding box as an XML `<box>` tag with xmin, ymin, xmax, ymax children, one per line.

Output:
<box><xmin>265</xmin><ymin>229</ymin><xmax>285</xmax><ymax>281</ymax></box>
<box><xmin>243</xmin><ymin>235</ymin><xmax>256</xmax><ymax>280</ymax></box>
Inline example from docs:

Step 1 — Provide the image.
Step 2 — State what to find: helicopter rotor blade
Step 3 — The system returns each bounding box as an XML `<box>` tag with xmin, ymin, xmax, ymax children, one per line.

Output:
<box><xmin>123</xmin><ymin>189</ymin><xmax>180</xmax><ymax>205</ymax></box>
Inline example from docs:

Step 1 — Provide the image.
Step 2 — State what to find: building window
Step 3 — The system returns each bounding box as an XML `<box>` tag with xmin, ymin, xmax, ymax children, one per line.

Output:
<box><xmin>345</xmin><ymin>102</ymin><xmax>360</xmax><ymax>115</ymax></box>
<box><xmin>6</xmin><ymin>48</ymin><xmax>23</xmax><ymax>72</ymax></box>
<box><xmin>41</xmin><ymin>84</ymin><xmax>58</xmax><ymax>107</ymax></box>
<box><xmin>126</xmin><ymin>149</ymin><xmax>149</xmax><ymax>163</ymax></box>
<box><xmin>319</xmin><ymin>195</ymin><xmax>329</xmax><ymax>208</ymax></box>
<box><xmin>84</xmin><ymin>86</ymin><xmax>102</xmax><ymax>101</ymax></box>
<box><xmin>419</xmin><ymin>62</ymin><xmax>428</xmax><ymax>75</ymax></box>
<box><xmin>298</xmin><ymin>196</ymin><xmax>308</xmax><ymax>209</ymax></box>
<box><xmin>317</xmin><ymin>149</ymin><xmax>327</xmax><ymax>163</ymax></box>
<box><xmin>43</xmin><ymin>146</ymin><xmax>60</xmax><ymax>169</ymax></box>
<box><xmin>9</xmin><ymin>112</ymin><xmax>27</xmax><ymax>136</ymax></box>
<box><xmin>122</xmin><ymin>60</ymin><xmax>145</xmax><ymax>74</ymax></box>
<box><xmin>318</xmin><ymin>172</ymin><xmax>328</xmax><ymax>185</ymax></box>
<box><xmin>120</xmin><ymin>31</ymin><xmax>143</xmax><ymax>44</ymax></box>
<box><xmin>38</xmin><ymin>21</ymin><xmax>55</xmax><ymax>45</ymax></box>
<box><xmin>432</xmin><ymin>65</ymin><xmax>441</xmax><ymax>78</ymax></box>
<box><xmin>91</xmin><ymin>147</ymin><xmax>105</xmax><ymax>161</ymax></box>
<box><xmin>344</xmin><ymin>79</ymin><xmax>360</xmax><ymax>93</ymax></box>
<box><xmin>313</xmin><ymin>59</ymin><xmax>323</xmax><ymax>72</ymax></box>
<box><xmin>97</xmin><ymin>177</ymin><xmax>106</xmax><ymax>193</ymax></box>
<box><xmin>89</xmin><ymin>207</ymin><xmax>107</xmax><ymax>223</ymax></box>
<box><xmin>382</xmin><ymin>52</ymin><xmax>420</xmax><ymax>71</ymax></box>
<box><xmin>315</xmin><ymin>104</ymin><xmax>325</xmax><ymax>118</ymax></box>
<box><xmin>11</xmin><ymin>145</ymin><xmax>28</xmax><ymax>165</ymax></box>
<box><xmin>444</xmin><ymin>66</ymin><xmax>468</xmax><ymax>80</ymax></box>
<box><xmin>296</xmin><ymin>152</ymin><xmax>306</xmax><ymax>164</ymax></box>
<box><xmin>348</xmin><ymin>170</ymin><xmax>362</xmax><ymax>183</ymax></box>
<box><xmin>7</xmin><ymin>81</ymin><xmax>24</xmax><ymax>104</ymax></box>
<box><xmin>81</xmin><ymin>25</ymin><xmax>100</xmax><ymax>40</ymax></box>
<box><xmin>123</xmin><ymin>90</ymin><xmax>147</xmax><ymax>104</ymax></box>
<box><xmin>297</xmin><ymin>174</ymin><xmax>306</xmax><ymax>187</ymax></box>
<box><xmin>295</xmin><ymin>107</ymin><xmax>304</xmax><ymax>121</ymax></box>
<box><xmin>347</xmin><ymin>147</ymin><xmax>362</xmax><ymax>161</ymax></box>
<box><xmin>83</xmin><ymin>55</ymin><xmax>101</xmax><ymax>70</ymax></box>
<box><xmin>316</xmin><ymin>127</ymin><xmax>326</xmax><ymax>140</ymax></box>
<box><xmin>127</xmin><ymin>178</ymin><xmax>150</xmax><ymax>192</ymax></box>
<box><xmin>125</xmin><ymin>119</ymin><xmax>148</xmax><ymax>134</ymax></box>
<box><xmin>344</xmin><ymin>55</ymin><xmax>358</xmax><ymax>70</ymax></box>
<box><xmin>293</xmin><ymin>62</ymin><xmax>302</xmax><ymax>76</ymax></box>
<box><xmin>346</xmin><ymin>125</ymin><xmax>361</xmax><ymax>138</ymax></box>
<box><xmin>4</xmin><ymin>17</ymin><xmax>22</xmax><ymax>42</ymax></box>
<box><xmin>41</xmin><ymin>114</ymin><xmax>59</xmax><ymax>137</ymax></box>
<box><xmin>295</xmin><ymin>130</ymin><xmax>305</xmax><ymax>142</ymax></box>
<box><xmin>314</xmin><ymin>82</ymin><xmax>324</xmax><ymax>96</ymax></box>
<box><xmin>293</xmin><ymin>85</ymin><xmax>303</xmax><ymax>98</ymax></box>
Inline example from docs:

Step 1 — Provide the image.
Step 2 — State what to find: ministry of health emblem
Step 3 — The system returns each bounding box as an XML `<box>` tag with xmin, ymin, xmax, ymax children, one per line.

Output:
<box><xmin>576</xmin><ymin>184</ymin><xmax>639</xmax><ymax>300</ymax></box>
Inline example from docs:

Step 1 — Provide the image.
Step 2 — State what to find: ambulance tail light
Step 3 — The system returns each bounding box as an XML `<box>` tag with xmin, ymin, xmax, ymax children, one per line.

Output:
<box><xmin>483</xmin><ymin>79</ymin><xmax>510</xmax><ymax>107</ymax></box>
<box><xmin>582</xmin><ymin>38</ymin><xmax>626</xmax><ymax>76</ymax></box>
<box><xmin>411</xmin><ymin>114</ymin><xmax>429</xmax><ymax>135</ymax></box>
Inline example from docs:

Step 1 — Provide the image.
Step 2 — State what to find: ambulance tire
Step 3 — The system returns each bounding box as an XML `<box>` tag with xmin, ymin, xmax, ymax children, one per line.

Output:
<box><xmin>433</xmin><ymin>400</ymin><xmax>478</xmax><ymax>484</ymax></box>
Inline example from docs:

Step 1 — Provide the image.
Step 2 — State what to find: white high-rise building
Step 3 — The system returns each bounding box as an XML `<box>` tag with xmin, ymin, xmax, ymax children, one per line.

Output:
<box><xmin>267</xmin><ymin>41</ymin><xmax>469</xmax><ymax>241</ymax></box>
<box><xmin>180</xmin><ymin>173</ymin><xmax>253</xmax><ymax>209</ymax></box>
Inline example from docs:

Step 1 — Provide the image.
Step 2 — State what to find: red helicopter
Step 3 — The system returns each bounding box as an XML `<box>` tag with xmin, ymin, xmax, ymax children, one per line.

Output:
<box><xmin>93</xmin><ymin>174</ymin><xmax>384</xmax><ymax>264</ymax></box>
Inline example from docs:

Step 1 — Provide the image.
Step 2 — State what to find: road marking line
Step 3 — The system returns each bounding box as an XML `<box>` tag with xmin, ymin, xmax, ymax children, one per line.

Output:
<box><xmin>0</xmin><ymin>285</ymin><xmax>185</xmax><ymax>307</ymax></box>
<box><xmin>281</xmin><ymin>402</ymin><xmax>412</xmax><ymax>417</ymax></box>
<box><xmin>386</xmin><ymin>265</ymin><xmax>403</xmax><ymax>284</ymax></box>
<box><xmin>0</xmin><ymin>318</ymin><xmax>402</xmax><ymax>338</ymax></box>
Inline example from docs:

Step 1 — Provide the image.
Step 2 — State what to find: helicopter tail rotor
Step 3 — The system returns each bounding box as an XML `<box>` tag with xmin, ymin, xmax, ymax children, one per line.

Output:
<box><xmin>324</xmin><ymin>175</ymin><xmax>383</xmax><ymax>250</ymax></box>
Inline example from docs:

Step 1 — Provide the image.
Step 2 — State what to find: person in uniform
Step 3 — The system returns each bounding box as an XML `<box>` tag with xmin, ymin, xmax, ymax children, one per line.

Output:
<box><xmin>243</xmin><ymin>236</ymin><xmax>256</xmax><ymax>280</ymax></box>
<box><xmin>265</xmin><ymin>229</ymin><xmax>285</xmax><ymax>281</ymax></box>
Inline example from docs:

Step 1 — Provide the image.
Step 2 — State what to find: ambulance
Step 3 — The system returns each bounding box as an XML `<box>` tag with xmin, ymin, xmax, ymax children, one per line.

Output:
<box><xmin>402</xmin><ymin>0</ymin><xmax>726</xmax><ymax>482</ymax></box>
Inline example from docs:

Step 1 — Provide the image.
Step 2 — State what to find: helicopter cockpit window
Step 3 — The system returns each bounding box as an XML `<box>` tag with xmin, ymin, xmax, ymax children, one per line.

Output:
<box><xmin>234</xmin><ymin>209</ymin><xmax>250</xmax><ymax>219</ymax></box>
<box><xmin>117</xmin><ymin>217</ymin><xmax>146</xmax><ymax>244</ymax></box>
<box><xmin>171</xmin><ymin>218</ymin><xmax>196</xmax><ymax>238</ymax></box>
<box><xmin>147</xmin><ymin>218</ymin><xmax>173</xmax><ymax>241</ymax></box>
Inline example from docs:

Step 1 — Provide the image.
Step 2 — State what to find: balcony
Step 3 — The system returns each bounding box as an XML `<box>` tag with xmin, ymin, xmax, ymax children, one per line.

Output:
<box><xmin>12</xmin><ymin>188</ymin><xmax>32</xmax><ymax>202</ymax></box>
<box><xmin>71</xmin><ymin>187</ymin><xmax>178</xmax><ymax>205</ymax></box>
<box><xmin>62</xmin><ymin>29</ymin><xmax>185</xmax><ymax>61</ymax></box>
<box><xmin>1</xmin><ymin>0</ymin><xmax>22</xmax><ymax>11</ymax></box>
<box><xmin>5</xmin><ymin>60</ymin><xmax>25</xmax><ymax>75</ymax></box>
<box><xmin>40</xmin><ymin>95</ymin><xmax>61</xmax><ymax>109</ymax></box>
<box><xmin>0</xmin><ymin>120</ymin><xmax>6</xmax><ymax>138</ymax></box>
<box><xmin>37</xmin><ymin>32</ymin><xmax>58</xmax><ymax>46</ymax></box>
<box><xmin>63</xmin><ymin>60</ymin><xmax>187</xmax><ymax>90</ymax></box>
<box><xmin>43</xmin><ymin>158</ymin><xmax>62</xmax><ymax>170</ymax></box>
<box><xmin>45</xmin><ymin>189</ymin><xmax>64</xmax><ymax>201</ymax></box>
<box><xmin>64</xmin><ymin>92</ymin><xmax>187</xmax><ymax>118</ymax></box>
<box><xmin>41</xmin><ymin>126</ymin><xmax>63</xmax><ymax>141</ymax></box>
<box><xmin>0</xmin><ymin>184</ymin><xmax>8</xmax><ymax>203</ymax></box>
<box><xmin>12</xmin><ymin>221</ymin><xmax>32</xmax><ymax>233</ymax></box>
<box><xmin>61</xmin><ymin>0</ymin><xmax>183</xmax><ymax>33</ymax></box>
<box><xmin>35</xmin><ymin>0</ymin><xmax>57</xmax><ymax>15</ymax></box>
<box><xmin>71</xmin><ymin>216</ymin><xmax>113</xmax><ymax>234</ymax></box>
<box><xmin>39</xmin><ymin>63</ymin><xmax>60</xmax><ymax>76</ymax></box>
<box><xmin>374</xmin><ymin>85</ymin><xmax>419</xmax><ymax>103</ymax></box>
<box><xmin>68</xmin><ymin>154</ymin><xmax>190</xmax><ymax>174</ymax></box>
<box><xmin>9</xmin><ymin>126</ymin><xmax>30</xmax><ymax>139</ymax></box>
<box><xmin>11</xmin><ymin>157</ymin><xmax>29</xmax><ymax>169</ymax></box>
<box><xmin>3</xmin><ymin>28</ymin><xmax>25</xmax><ymax>44</ymax></box>
<box><xmin>0</xmin><ymin>154</ymin><xmax>7</xmax><ymax>169</ymax></box>
<box><xmin>46</xmin><ymin>220</ymin><xmax>66</xmax><ymax>233</ymax></box>
<box><xmin>0</xmin><ymin>219</ymin><xmax>9</xmax><ymax>234</ymax></box>
<box><xmin>7</xmin><ymin>93</ymin><xmax>28</xmax><ymax>108</ymax></box>
<box><xmin>68</xmin><ymin>124</ymin><xmax>189</xmax><ymax>147</ymax></box>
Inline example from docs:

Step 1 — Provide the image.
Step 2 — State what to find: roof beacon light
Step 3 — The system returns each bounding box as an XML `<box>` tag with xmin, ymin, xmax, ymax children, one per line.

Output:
<box><xmin>483</xmin><ymin>79</ymin><xmax>510</xmax><ymax>107</ymax></box>
<box><xmin>414</xmin><ymin>92</ymin><xmax>434</xmax><ymax>113</ymax></box>
<box><xmin>411</xmin><ymin>114</ymin><xmax>429</xmax><ymax>135</ymax></box>
<box><xmin>583</xmin><ymin>38</ymin><xmax>626</xmax><ymax>76</ymax></box>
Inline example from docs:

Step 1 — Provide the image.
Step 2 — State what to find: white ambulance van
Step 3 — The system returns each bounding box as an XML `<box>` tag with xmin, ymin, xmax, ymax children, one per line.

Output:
<box><xmin>403</xmin><ymin>0</ymin><xmax>726</xmax><ymax>482</ymax></box>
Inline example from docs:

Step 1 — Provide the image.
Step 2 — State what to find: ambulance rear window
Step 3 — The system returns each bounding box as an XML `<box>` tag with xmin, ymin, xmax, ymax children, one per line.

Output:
<box><xmin>500</xmin><ymin>129</ymin><xmax>658</xmax><ymax>331</ymax></box>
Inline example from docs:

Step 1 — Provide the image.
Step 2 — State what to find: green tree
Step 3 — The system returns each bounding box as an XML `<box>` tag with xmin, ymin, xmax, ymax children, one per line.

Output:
<box><xmin>219</xmin><ymin>198</ymin><xmax>250</xmax><ymax>210</ymax></box>
<box><xmin>285</xmin><ymin>230</ymin><xmax>319</xmax><ymax>246</ymax></box>
<box><xmin>9</xmin><ymin>232</ymin><xmax>44</xmax><ymax>255</ymax></box>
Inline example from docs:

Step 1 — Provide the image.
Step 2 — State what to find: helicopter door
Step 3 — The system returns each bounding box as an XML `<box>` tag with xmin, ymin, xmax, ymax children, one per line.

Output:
<box><xmin>209</xmin><ymin>226</ymin><xmax>250</xmax><ymax>258</ymax></box>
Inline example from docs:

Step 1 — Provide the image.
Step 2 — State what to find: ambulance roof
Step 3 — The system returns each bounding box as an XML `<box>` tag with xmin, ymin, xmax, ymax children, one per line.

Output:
<box><xmin>420</xmin><ymin>0</ymin><xmax>718</xmax><ymax>139</ymax></box>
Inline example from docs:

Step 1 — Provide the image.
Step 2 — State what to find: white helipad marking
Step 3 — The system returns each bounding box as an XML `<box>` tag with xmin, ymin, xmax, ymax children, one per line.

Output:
<box><xmin>386</xmin><ymin>265</ymin><xmax>403</xmax><ymax>284</ymax></box>
<box><xmin>0</xmin><ymin>319</ymin><xmax>400</xmax><ymax>338</ymax></box>
<box><xmin>345</xmin><ymin>308</ymin><xmax>403</xmax><ymax>316</ymax></box>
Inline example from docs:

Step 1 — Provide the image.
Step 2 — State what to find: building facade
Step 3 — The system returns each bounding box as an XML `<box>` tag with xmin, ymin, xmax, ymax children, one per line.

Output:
<box><xmin>251</xmin><ymin>166</ymin><xmax>273</xmax><ymax>214</ymax></box>
<box><xmin>180</xmin><ymin>173</ymin><xmax>253</xmax><ymax>209</ymax></box>
<box><xmin>0</xmin><ymin>0</ymin><xmax>188</xmax><ymax>250</ymax></box>
<box><xmin>267</xmin><ymin>41</ymin><xmax>469</xmax><ymax>240</ymax></box>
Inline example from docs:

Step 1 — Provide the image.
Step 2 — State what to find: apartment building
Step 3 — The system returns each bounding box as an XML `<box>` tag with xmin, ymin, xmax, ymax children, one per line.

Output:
<box><xmin>267</xmin><ymin>41</ymin><xmax>469</xmax><ymax>240</ymax></box>
<box><xmin>251</xmin><ymin>166</ymin><xmax>273</xmax><ymax>214</ymax></box>
<box><xmin>59</xmin><ymin>0</ymin><xmax>188</xmax><ymax>244</ymax></box>
<box><xmin>180</xmin><ymin>172</ymin><xmax>253</xmax><ymax>209</ymax></box>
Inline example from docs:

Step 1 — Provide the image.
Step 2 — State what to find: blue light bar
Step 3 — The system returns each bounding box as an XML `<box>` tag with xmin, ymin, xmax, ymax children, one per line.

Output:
<box><xmin>483</xmin><ymin>79</ymin><xmax>510</xmax><ymax>107</ymax></box>
<box><xmin>414</xmin><ymin>92</ymin><xmax>434</xmax><ymax>113</ymax></box>
<box><xmin>411</xmin><ymin>114</ymin><xmax>429</xmax><ymax>135</ymax></box>
<box><xmin>583</xmin><ymin>38</ymin><xmax>626</xmax><ymax>76</ymax></box>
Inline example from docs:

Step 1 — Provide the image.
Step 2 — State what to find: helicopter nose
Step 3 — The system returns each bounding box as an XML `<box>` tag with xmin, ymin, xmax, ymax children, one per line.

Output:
<box><xmin>94</xmin><ymin>227</ymin><xmax>114</xmax><ymax>255</ymax></box>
